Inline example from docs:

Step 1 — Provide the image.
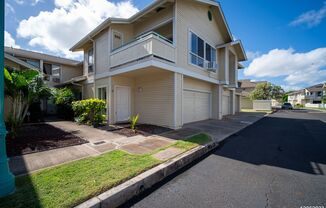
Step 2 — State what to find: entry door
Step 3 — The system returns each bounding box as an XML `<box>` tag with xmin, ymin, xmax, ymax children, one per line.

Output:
<box><xmin>115</xmin><ymin>86</ymin><xmax>131</xmax><ymax>122</ymax></box>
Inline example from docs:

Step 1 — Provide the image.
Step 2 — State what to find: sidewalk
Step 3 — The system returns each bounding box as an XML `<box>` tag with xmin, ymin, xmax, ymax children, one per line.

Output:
<box><xmin>9</xmin><ymin>112</ymin><xmax>266</xmax><ymax>175</ymax></box>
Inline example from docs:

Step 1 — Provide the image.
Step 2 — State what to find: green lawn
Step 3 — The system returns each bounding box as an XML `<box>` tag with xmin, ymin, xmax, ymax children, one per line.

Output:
<box><xmin>173</xmin><ymin>133</ymin><xmax>211</xmax><ymax>150</ymax></box>
<box><xmin>0</xmin><ymin>133</ymin><xmax>211</xmax><ymax>208</ymax></box>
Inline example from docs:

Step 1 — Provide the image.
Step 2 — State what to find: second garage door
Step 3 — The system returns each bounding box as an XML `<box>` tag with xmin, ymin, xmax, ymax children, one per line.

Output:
<box><xmin>183</xmin><ymin>90</ymin><xmax>211</xmax><ymax>124</ymax></box>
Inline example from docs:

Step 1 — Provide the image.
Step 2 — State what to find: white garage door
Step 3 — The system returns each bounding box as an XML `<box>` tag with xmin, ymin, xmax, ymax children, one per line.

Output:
<box><xmin>183</xmin><ymin>90</ymin><xmax>211</xmax><ymax>124</ymax></box>
<box><xmin>222</xmin><ymin>95</ymin><xmax>230</xmax><ymax>116</ymax></box>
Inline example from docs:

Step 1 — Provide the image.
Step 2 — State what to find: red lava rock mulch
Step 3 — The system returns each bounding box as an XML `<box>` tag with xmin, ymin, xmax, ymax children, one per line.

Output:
<box><xmin>98</xmin><ymin>124</ymin><xmax>172</xmax><ymax>137</ymax></box>
<box><xmin>6</xmin><ymin>123</ymin><xmax>88</xmax><ymax>157</ymax></box>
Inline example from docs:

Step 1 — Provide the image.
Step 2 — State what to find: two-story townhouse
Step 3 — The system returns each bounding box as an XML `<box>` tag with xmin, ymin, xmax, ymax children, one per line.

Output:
<box><xmin>70</xmin><ymin>0</ymin><xmax>246</xmax><ymax>129</ymax></box>
<box><xmin>288</xmin><ymin>83</ymin><xmax>325</xmax><ymax>106</ymax></box>
<box><xmin>4</xmin><ymin>47</ymin><xmax>83</xmax><ymax>117</ymax></box>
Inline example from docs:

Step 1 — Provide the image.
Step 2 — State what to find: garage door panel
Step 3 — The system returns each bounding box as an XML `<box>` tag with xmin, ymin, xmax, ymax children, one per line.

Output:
<box><xmin>183</xmin><ymin>90</ymin><xmax>211</xmax><ymax>124</ymax></box>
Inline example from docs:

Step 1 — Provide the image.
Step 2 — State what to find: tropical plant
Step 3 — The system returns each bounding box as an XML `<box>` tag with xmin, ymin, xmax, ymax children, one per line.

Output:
<box><xmin>322</xmin><ymin>95</ymin><xmax>326</xmax><ymax>104</ymax></box>
<box><xmin>250</xmin><ymin>82</ymin><xmax>284</xmax><ymax>101</ymax></box>
<box><xmin>130</xmin><ymin>114</ymin><xmax>139</xmax><ymax>131</ymax></box>
<box><xmin>53</xmin><ymin>87</ymin><xmax>76</xmax><ymax>119</ymax></box>
<box><xmin>72</xmin><ymin>98</ymin><xmax>106</xmax><ymax>126</ymax></box>
<box><xmin>4</xmin><ymin>68</ymin><xmax>52</xmax><ymax>136</ymax></box>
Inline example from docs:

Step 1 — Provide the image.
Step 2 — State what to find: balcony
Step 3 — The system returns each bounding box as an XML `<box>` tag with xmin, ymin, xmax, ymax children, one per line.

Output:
<box><xmin>110</xmin><ymin>32</ymin><xmax>175</xmax><ymax>69</ymax></box>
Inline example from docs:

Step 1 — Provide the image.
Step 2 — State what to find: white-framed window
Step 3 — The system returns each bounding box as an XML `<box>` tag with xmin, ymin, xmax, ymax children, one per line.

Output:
<box><xmin>88</xmin><ymin>48</ymin><xmax>94</xmax><ymax>73</ymax></box>
<box><xmin>26</xmin><ymin>59</ymin><xmax>40</xmax><ymax>68</ymax></box>
<box><xmin>189</xmin><ymin>31</ymin><xmax>217</xmax><ymax>71</ymax></box>
<box><xmin>97</xmin><ymin>87</ymin><xmax>107</xmax><ymax>101</ymax></box>
<box><xmin>51</xmin><ymin>64</ymin><xmax>61</xmax><ymax>83</ymax></box>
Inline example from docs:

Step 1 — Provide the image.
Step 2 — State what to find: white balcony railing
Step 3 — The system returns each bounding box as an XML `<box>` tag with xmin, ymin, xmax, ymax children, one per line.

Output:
<box><xmin>110</xmin><ymin>31</ymin><xmax>175</xmax><ymax>68</ymax></box>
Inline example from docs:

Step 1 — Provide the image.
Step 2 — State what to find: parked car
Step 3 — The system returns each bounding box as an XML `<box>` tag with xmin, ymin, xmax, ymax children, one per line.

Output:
<box><xmin>282</xmin><ymin>102</ymin><xmax>293</xmax><ymax>110</ymax></box>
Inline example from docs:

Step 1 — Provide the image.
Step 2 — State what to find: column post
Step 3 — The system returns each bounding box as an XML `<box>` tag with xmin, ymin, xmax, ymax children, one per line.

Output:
<box><xmin>0</xmin><ymin>0</ymin><xmax>15</xmax><ymax>196</ymax></box>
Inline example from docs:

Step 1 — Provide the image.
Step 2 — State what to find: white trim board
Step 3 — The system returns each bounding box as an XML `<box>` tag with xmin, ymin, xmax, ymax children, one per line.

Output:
<box><xmin>95</xmin><ymin>60</ymin><xmax>221</xmax><ymax>85</ymax></box>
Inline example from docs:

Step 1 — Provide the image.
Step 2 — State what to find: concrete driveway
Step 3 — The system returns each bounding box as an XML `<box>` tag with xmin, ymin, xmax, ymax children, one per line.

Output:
<box><xmin>122</xmin><ymin>109</ymin><xmax>326</xmax><ymax>208</ymax></box>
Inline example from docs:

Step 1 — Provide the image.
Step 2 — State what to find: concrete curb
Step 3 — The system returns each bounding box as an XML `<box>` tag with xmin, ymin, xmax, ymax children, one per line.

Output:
<box><xmin>75</xmin><ymin>114</ymin><xmax>267</xmax><ymax>208</ymax></box>
<box><xmin>75</xmin><ymin>141</ymin><xmax>219</xmax><ymax>208</ymax></box>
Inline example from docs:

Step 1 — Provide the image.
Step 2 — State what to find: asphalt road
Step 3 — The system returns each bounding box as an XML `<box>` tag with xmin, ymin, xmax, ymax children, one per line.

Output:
<box><xmin>121</xmin><ymin>109</ymin><xmax>326</xmax><ymax>208</ymax></box>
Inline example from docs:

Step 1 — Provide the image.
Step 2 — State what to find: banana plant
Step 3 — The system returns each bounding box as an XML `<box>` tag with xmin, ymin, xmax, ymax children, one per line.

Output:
<box><xmin>4</xmin><ymin>68</ymin><xmax>52</xmax><ymax>137</ymax></box>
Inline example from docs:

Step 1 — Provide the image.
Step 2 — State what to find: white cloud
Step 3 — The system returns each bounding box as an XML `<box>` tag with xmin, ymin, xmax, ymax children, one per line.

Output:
<box><xmin>15</xmin><ymin>0</ymin><xmax>24</xmax><ymax>5</ymax></box>
<box><xmin>281</xmin><ymin>85</ymin><xmax>301</xmax><ymax>92</ymax></box>
<box><xmin>246</xmin><ymin>51</ymin><xmax>261</xmax><ymax>61</ymax></box>
<box><xmin>4</xmin><ymin>31</ymin><xmax>20</xmax><ymax>48</ymax></box>
<box><xmin>290</xmin><ymin>1</ymin><xmax>326</xmax><ymax>27</ymax></box>
<box><xmin>5</xmin><ymin>3</ymin><xmax>15</xmax><ymax>15</ymax></box>
<box><xmin>31</xmin><ymin>0</ymin><xmax>43</xmax><ymax>6</ymax></box>
<box><xmin>17</xmin><ymin>0</ymin><xmax>139</xmax><ymax>58</ymax></box>
<box><xmin>244</xmin><ymin>48</ymin><xmax>326</xmax><ymax>86</ymax></box>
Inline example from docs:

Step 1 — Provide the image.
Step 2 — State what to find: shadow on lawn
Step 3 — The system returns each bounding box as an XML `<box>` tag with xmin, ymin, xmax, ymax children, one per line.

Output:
<box><xmin>0</xmin><ymin>156</ymin><xmax>41</xmax><ymax>208</ymax></box>
<box><xmin>214</xmin><ymin>116</ymin><xmax>326</xmax><ymax>175</ymax></box>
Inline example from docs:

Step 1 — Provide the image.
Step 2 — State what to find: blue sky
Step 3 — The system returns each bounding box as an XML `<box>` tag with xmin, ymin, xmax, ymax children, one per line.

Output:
<box><xmin>4</xmin><ymin>0</ymin><xmax>326</xmax><ymax>91</ymax></box>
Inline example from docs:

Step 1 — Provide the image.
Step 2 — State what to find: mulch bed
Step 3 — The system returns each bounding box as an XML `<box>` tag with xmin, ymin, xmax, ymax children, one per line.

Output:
<box><xmin>6</xmin><ymin>123</ymin><xmax>88</xmax><ymax>157</ymax></box>
<box><xmin>98</xmin><ymin>124</ymin><xmax>172</xmax><ymax>137</ymax></box>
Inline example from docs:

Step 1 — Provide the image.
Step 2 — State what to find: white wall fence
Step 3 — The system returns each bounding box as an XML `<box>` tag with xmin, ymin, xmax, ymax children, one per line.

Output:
<box><xmin>305</xmin><ymin>103</ymin><xmax>326</xmax><ymax>108</ymax></box>
<box><xmin>253</xmin><ymin>100</ymin><xmax>272</xmax><ymax>111</ymax></box>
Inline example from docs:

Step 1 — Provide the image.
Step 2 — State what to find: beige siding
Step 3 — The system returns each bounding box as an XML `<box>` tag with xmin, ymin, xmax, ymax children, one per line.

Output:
<box><xmin>95</xmin><ymin>30</ymin><xmax>109</xmax><ymax>74</ymax></box>
<box><xmin>183</xmin><ymin>76</ymin><xmax>213</xmax><ymax>92</ymax></box>
<box><xmin>110</xmin><ymin>24</ymin><xmax>134</xmax><ymax>50</ymax></box>
<box><xmin>61</xmin><ymin>65</ymin><xmax>83</xmax><ymax>82</ymax></box>
<box><xmin>175</xmin><ymin>73</ymin><xmax>183</xmax><ymax>128</ymax></box>
<box><xmin>5</xmin><ymin>59</ymin><xmax>22</xmax><ymax>70</ymax></box>
<box><xmin>134</xmin><ymin>71</ymin><xmax>174</xmax><ymax>128</ymax></box>
<box><xmin>175</xmin><ymin>0</ymin><xmax>223</xmax><ymax>78</ymax></box>
<box><xmin>83</xmin><ymin>83</ymin><xmax>94</xmax><ymax>99</ymax></box>
<box><xmin>133</xmin><ymin>5</ymin><xmax>173</xmax><ymax>37</ymax></box>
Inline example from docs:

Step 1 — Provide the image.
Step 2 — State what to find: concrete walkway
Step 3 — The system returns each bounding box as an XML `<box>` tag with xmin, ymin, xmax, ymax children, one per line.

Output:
<box><xmin>9</xmin><ymin>112</ymin><xmax>266</xmax><ymax>175</ymax></box>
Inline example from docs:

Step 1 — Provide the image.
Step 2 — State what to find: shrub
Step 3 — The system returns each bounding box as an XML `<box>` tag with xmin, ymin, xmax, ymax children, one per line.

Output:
<box><xmin>296</xmin><ymin>103</ymin><xmax>304</xmax><ymax>108</ymax></box>
<box><xmin>72</xmin><ymin>98</ymin><xmax>106</xmax><ymax>126</ymax></box>
<box><xmin>130</xmin><ymin>114</ymin><xmax>139</xmax><ymax>131</ymax></box>
<box><xmin>53</xmin><ymin>87</ymin><xmax>76</xmax><ymax>120</ymax></box>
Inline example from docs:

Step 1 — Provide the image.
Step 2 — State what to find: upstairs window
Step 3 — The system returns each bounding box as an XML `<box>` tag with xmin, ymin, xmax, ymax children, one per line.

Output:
<box><xmin>88</xmin><ymin>48</ymin><xmax>94</xmax><ymax>73</ymax></box>
<box><xmin>190</xmin><ymin>32</ymin><xmax>204</xmax><ymax>67</ymax></box>
<box><xmin>52</xmin><ymin>64</ymin><xmax>60</xmax><ymax>76</ymax></box>
<box><xmin>189</xmin><ymin>31</ymin><xmax>217</xmax><ymax>71</ymax></box>
<box><xmin>26</xmin><ymin>59</ymin><xmax>40</xmax><ymax>68</ymax></box>
<box><xmin>205</xmin><ymin>43</ymin><xmax>217</xmax><ymax>70</ymax></box>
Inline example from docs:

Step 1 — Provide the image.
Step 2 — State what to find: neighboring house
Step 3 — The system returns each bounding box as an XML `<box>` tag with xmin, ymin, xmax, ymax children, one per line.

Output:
<box><xmin>288</xmin><ymin>83</ymin><xmax>325</xmax><ymax>106</ymax></box>
<box><xmin>68</xmin><ymin>0</ymin><xmax>246</xmax><ymax>129</ymax></box>
<box><xmin>237</xmin><ymin>79</ymin><xmax>267</xmax><ymax>109</ymax></box>
<box><xmin>4</xmin><ymin>47</ymin><xmax>83</xmax><ymax>117</ymax></box>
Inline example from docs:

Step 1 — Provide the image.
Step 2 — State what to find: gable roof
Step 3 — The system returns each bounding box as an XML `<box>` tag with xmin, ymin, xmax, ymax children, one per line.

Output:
<box><xmin>5</xmin><ymin>47</ymin><xmax>81</xmax><ymax>66</ymax></box>
<box><xmin>70</xmin><ymin>0</ymin><xmax>238</xmax><ymax>54</ymax></box>
<box><xmin>238</xmin><ymin>79</ymin><xmax>268</xmax><ymax>89</ymax></box>
<box><xmin>5</xmin><ymin>53</ymin><xmax>40</xmax><ymax>71</ymax></box>
<box><xmin>305</xmin><ymin>83</ymin><xmax>324</xmax><ymax>92</ymax></box>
